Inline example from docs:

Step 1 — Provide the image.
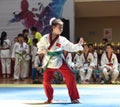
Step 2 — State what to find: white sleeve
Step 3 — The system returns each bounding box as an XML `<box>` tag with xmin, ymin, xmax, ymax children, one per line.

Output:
<box><xmin>89</xmin><ymin>54</ymin><xmax>95</xmax><ymax>67</ymax></box>
<box><xmin>94</xmin><ymin>52</ymin><xmax>98</xmax><ymax>66</ymax></box>
<box><xmin>75</xmin><ymin>54</ymin><xmax>81</xmax><ymax>68</ymax></box>
<box><xmin>79</xmin><ymin>54</ymin><xmax>84</xmax><ymax>67</ymax></box>
<box><xmin>24</xmin><ymin>43</ymin><xmax>29</xmax><ymax>54</ymax></box>
<box><xmin>113</xmin><ymin>54</ymin><xmax>118</xmax><ymax>69</ymax></box>
<box><xmin>66</xmin><ymin>53</ymin><xmax>73</xmax><ymax>67</ymax></box>
<box><xmin>8</xmin><ymin>40</ymin><xmax>12</xmax><ymax>46</ymax></box>
<box><xmin>27</xmin><ymin>44</ymin><xmax>29</xmax><ymax>54</ymax></box>
<box><xmin>11</xmin><ymin>43</ymin><xmax>17</xmax><ymax>58</ymax></box>
<box><xmin>34</xmin><ymin>56</ymin><xmax>39</xmax><ymax>68</ymax></box>
<box><xmin>37</xmin><ymin>37</ymin><xmax>48</xmax><ymax>54</ymax></box>
<box><xmin>63</xmin><ymin>37</ymin><xmax>83</xmax><ymax>52</ymax></box>
<box><xmin>7</xmin><ymin>39</ymin><xmax>11</xmax><ymax>47</ymax></box>
<box><xmin>101</xmin><ymin>53</ymin><xmax>106</xmax><ymax>68</ymax></box>
<box><xmin>31</xmin><ymin>47</ymin><xmax>37</xmax><ymax>62</ymax></box>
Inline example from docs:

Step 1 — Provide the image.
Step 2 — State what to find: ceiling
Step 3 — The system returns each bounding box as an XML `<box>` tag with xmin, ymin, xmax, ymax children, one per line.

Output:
<box><xmin>75</xmin><ymin>0</ymin><xmax>120</xmax><ymax>18</ymax></box>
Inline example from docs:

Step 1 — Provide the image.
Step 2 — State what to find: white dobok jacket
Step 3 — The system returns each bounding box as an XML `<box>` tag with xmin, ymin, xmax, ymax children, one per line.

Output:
<box><xmin>11</xmin><ymin>42</ymin><xmax>29</xmax><ymax>61</ymax></box>
<box><xmin>1</xmin><ymin>39</ymin><xmax>11</xmax><ymax>58</ymax></box>
<box><xmin>37</xmin><ymin>34</ymin><xmax>83</xmax><ymax>69</ymax></box>
<box><xmin>79</xmin><ymin>53</ymin><xmax>95</xmax><ymax>69</ymax></box>
<box><xmin>101</xmin><ymin>52</ymin><xmax>118</xmax><ymax>70</ymax></box>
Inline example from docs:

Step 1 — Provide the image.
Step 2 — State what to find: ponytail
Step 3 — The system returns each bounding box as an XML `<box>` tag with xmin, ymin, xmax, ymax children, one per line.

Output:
<box><xmin>0</xmin><ymin>31</ymin><xmax>7</xmax><ymax>46</ymax></box>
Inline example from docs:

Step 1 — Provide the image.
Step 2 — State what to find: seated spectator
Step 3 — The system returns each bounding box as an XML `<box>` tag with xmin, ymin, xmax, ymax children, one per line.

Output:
<box><xmin>79</xmin><ymin>44</ymin><xmax>95</xmax><ymax>84</ymax></box>
<box><xmin>32</xmin><ymin>53</ymin><xmax>44</xmax><ymax>84</ymax></box>
<box><xmin>72</xmin><ymin>52</ymin><xmax>82</xmax><ymax>82</ymax></box>
<box><xmin>101</xmin><ymin>44</ymin><xmax>119</xmax><ymax>84</ymax></box>
<box><xmin>88</xmin><ymin>43</ymin><xmax>99</xmax><ymax>83</ymax></box>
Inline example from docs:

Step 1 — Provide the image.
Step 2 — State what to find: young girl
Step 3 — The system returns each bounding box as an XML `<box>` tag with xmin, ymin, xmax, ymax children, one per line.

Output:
<box><xmin>11</xmin><ymin>34</ymin><xmax>29</xmax><ymax>80</ymax></box>
<box><xmin>101</xmin><ymin>44</ymin><xmax>119</xmax><ymax>84</ymax></box>
<box><xmin>0</xmin><ymin>31</ymin><xmax>11</xmax><ymax>78</ymax></box>
<box><xmin>37</xmin><ymin>18</ymin><xmax>84</xmax><ymax>103</ymax></box>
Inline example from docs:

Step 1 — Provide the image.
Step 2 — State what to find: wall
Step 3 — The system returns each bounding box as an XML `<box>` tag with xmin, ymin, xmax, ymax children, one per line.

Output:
<box><xmin>75</xmin><ymin>16</ymin><xmax>120</xmax><ymax>43</ymax></box>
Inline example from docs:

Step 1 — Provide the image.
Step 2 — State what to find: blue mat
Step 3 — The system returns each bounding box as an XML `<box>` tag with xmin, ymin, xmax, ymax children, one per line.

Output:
<box><xmin>0</xmin><ymin>85</ymin><xmax>120</xmax><ymax>107</ymax></box>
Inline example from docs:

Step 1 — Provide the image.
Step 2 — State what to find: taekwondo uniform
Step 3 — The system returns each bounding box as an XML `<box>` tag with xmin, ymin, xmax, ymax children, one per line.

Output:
<box><xmin>101</xmin><ymin>52</ymin><xmax>119</xmax><ymax>82</ymax></box>
<box><xmin>92</xmin><ymin>51</ymin><xmax>98</xmax><ymax>67</ymax></box>
<box><xmin>11</xmin><ymin>42</ymin><xmax>29</xmax><ymax>80</ymax></box>
<box><xmin>0</xmin><ymin>39</ymin><xmax>11</xmax><ymax>75</ymax></box>
<box><xmin>72</xmin><ymin>53</ymin><xmax>81</xmax><ymax>70</ymax></box>
<box><xmin>79</xmin><ymin>52</ymin><xmax>95</xmax><ymax>81</ymax></box>
<box><xmin>22</xmin><ymin>44</ymin><xmax>30</xmax><ymax>78</ymax></box>
<box><xmin>37</xmin><ymin>34</ymin><xmax>83</xmax><ymax>102</ymax></box>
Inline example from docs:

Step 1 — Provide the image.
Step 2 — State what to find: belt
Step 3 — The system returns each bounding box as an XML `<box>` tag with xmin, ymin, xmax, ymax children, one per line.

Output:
<box><xmin>43</xmin><ymin>51</ymin><xmax>63</xmax><ymax>71</ymax></box>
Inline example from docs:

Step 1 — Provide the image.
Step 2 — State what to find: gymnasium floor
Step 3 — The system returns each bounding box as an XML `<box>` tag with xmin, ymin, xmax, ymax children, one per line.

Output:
<box><xmin>0</xmin><ymin>84</ymin><xmax>120</xmax><ymax>107</ymax></box>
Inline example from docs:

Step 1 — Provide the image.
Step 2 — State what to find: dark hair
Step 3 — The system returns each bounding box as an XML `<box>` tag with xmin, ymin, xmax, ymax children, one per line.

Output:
<box><xmin>23</xmin><ymin>29</ymin><xmax>29</xmax><ymax>33</ymax></box>
<box><xmin>83</xmin><ymin>43</ymin><xmax>89</xmax><ymax>47</ymax></box>
<box><xmin>0</xmin><ymin>31</ymin><xmax>7</xmax><ymax>46</ymax></box>
<box><xmin>88</xmin><ymin>43</ymin><xmax>94</xmax><ymax>47</ymax></box>
<box><xmin>17</xmin><ymin>33</ymin><xmax>24</xmax><ymax>38</ymax></box>
<box><xmin>102</xmin><ymin>38</ymin><xmax>108</xmax><ymax>43</ymax></box>
<box><xmin>24</xmin><ymin>36</ymin><xmax>28</xmax><ymax>43</ymax></box>
<box><xmin>105</xmin><ymin>43</ymin><xmax>113</xmax><ymax>49</ymax></box>
<box><xmin>31</xmin><ymin>27</ymin><xmax>37</xmax><ymax>32</ymax></box>
<box><xmin>32</xmin><ymin>38</ymin><xmax>38</xmax><ymax>45</ymax></box>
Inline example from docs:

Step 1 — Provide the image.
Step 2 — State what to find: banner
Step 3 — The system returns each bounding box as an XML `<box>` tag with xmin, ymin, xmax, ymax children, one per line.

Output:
<box><xmin>104</xmin><ymin>28</ymin><xmax>112</xmax><ymax>41</ymax></box>
<box><xmin>0</xmin><ymin>0</ymin><xmax>74</xmax><ymax>42</ymax></box>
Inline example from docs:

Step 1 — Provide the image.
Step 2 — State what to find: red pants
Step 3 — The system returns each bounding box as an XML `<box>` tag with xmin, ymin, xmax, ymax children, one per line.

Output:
<box><xmin>43</xmin><ymin>62</ymin><xmax>80</xmax><ymax>101</ymax></box>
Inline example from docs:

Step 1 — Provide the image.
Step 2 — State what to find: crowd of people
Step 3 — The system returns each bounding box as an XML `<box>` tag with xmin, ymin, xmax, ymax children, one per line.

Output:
<box><xmin>0</xmin><ymin>27</ymin><xmax>42</xmax><ymax>81</ymax></box>
<box><xmin>0</xmin><ymin>27</ymin><xmax>120</xmax><ymax>84</ymax></box>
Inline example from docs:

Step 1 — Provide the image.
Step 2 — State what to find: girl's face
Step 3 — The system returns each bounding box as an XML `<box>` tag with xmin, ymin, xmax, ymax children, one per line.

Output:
<box><xmin>106</xmin><ymin>46</ymin><xmax>113</xmax><ymax>53</ymax></box>
<box><xmin>52</xmin><ymin>24</ymin><xmax>63</xmax><ymax>35</ymax></box>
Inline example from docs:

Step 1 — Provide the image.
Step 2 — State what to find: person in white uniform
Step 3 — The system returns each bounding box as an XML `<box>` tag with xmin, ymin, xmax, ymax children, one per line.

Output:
<box><xmin>22</xmin><ymin>37</ymin><xmax>30</xmax><ymax>78</ymax></box>
<box><xmin>88</xmin><ymin>43</ymin><xmax>99</xmax><ymax>83</ymax></box>
<box><xmin>11</xmin><ymin>34</ymin><xmax>29</xmax><ymax>80</ymax></box>
<box><xmin>37</xmin><ymin>18</ymin><xmax>84</xmax><ymax>103</ymax></box>
<box><xmin>101</xmin><ymin>44</ymin><xmax>119</xmax><ymax>84</ymax></box>
<box><xmin>79</xmin><ymin>44</ymin><xmax>95</xmax><ymax>84</ymax></box>
<box><xmin>0</xmin><ymin>31</ymin><xmax>11</xmax><ymax>78</ymax></box>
